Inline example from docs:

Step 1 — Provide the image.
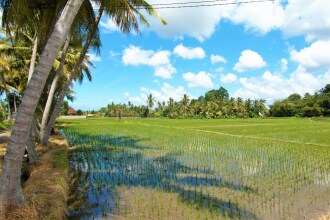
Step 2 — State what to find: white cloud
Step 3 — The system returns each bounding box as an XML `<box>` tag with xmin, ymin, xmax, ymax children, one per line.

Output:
<box><xmin>124</xmin><ymin>92</ymin><xmax>130</xmax><ymax>99</ymax></box>
<box><xmin>215</xmin><ymin>67</ymin><xmax>224</xmax><ymax>73</ymax></box>
<box><xmin>148</xmin><ymin>1</ymin><xmax>230</xmax><ymax>42</ymax></box>
<box><xmin>211</xmin><ymin>54</ymin><xmax>227</xmax><ymax>64</ymax></box>
<box><xmin>122</xmin><ymin>45</ymin><xmax>153</xmax><ymax>66</ymax></box>
<box><xmin>128</xmin><ymin>96</ymin><xmax>145</xmax><ymax>105</ymax></box>
<box><xmin>230</xmin><ymin>0</ymin><xmax>284</xmax><ymax>34</ymax></box>
<box><xmin>281</xmin><ymin>0</ymin><xmax>330</xmax><ymax>41</ymax></box>
<box><xmin>126</xmin><ymin>83</ymin><xmax>190</xmax><ymax>105</ymax></box>
<box><xmin>109</xmin><ymin>51</ymin><xmax>119</xmax><ymax>57</ymax></box>
<box><xmin>100</xmin><ymin>17</ymin><xmax>120</xmax><ymax>33</ymax></box>
<box><xmin>290</xmin><ymin>41</ymin><xmax>330</xmax><ymax>71</ymax></box>
<box><xmin>173</xmin><ymin>44</ymin><xmax>205</xmax><ymax>59</ymax></box>
<box><xmin>87</xmin><ymin>53</ymin><xmax>101</xmax><ymax>62</ymax></box>
<box><xmin>233</xmin><ymin>69</ymin><xmax>330</xmax><ymax>100</ymax></box>
<box><xmin>148</xmin><ymin>51</ymin><xmax>171</xmax><ymax>66</ymax></box>
<box><xmin>183</xmin><ymin>71</ymin><xmax>214</xmax><ymax>88</ymax></box>
<box><xmin>154</xmin><ymin>65</ymin><xmax>176</xmax><ymax>79</ymax></box>
<box><xmin>280</xmin><ymin>58</ymin><xmax>288</xmax><ymax>73</ymax></box>
<box><xmin>234</xmin><ymin>50</ymin><xmax>266</xmax><ymax>73</ymax></box>
<box><xmin>122</xmin><ymin>45</ymin><xmax>176</xmax><ymax>78</ymax></box>
<box><xmin>147</xmin><ymin>0</ymin><xmax>330</xmax><ymax>42</ymax></box>
<box><xmin>220</xmin><ymin>73</ymin><xmax>237</xmax><ymax>84</ymax></box>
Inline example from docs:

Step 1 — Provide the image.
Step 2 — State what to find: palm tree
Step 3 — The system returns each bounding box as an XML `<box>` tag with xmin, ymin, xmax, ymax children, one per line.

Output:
<box><xmin>41</xmin><ymin>0</ymin><xmax>166</xmax><ymax>144</ymax></box>
<box><xmin>181</xmin><ymin>94</ymin><xmax>190</xmax><ymax>116</ymax></box>
<box><xmin>0</xmin><ymin>0</ymin><xmax>166</xmax><ymax>209</ymax></box>
<box><xmin>147</xmin><ymin>93</ymin><xmax>155</xmax><ymax>109</ymax></box>
<box><xmin>39</xmin><ymin>35</ymin><xmax>71</xmax><ymax>144</ymax></box>
<box><xmin>0</xmin><ymin>0</ymin><xmax>85</xmax><ymax>209</ymax></box>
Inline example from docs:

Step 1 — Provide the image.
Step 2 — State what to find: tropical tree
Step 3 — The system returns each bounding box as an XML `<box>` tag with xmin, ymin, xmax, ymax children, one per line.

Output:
<box><xmin>0</xmin><ymin>0</ymin><xmax>85</xmax><ymax>209</ymax></box>
<box><xmin>146</xmin><ymin>93</ymin><xmax>155</xmax><ymax>117</ymax></box>
<box><xmin>181</xmin><ymin>94</ymin><xmax>190</xmax><ymax>115</ymax></box>
<box><xmin>147</xmin><ymin>93</ymin><xmax>155</xmax><ymax>109</ymax></box>
<box><xmin>0</xmin><ymin>56</ymin><xmax>11</xmax><ymax>121</ymax></box>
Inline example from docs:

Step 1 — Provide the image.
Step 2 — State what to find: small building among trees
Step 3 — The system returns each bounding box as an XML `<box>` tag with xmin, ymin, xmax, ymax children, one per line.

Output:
<box><xmin>68</xmin><ymin>107</ymin><xmax>77</xmax><ymax>115</ymax></box>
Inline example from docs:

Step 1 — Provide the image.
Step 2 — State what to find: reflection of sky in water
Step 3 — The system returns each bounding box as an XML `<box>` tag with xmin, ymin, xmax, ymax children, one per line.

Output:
<box><xmin>64</xmin><ymin>129</ymin><xmax>330</xmax><ymax>220</ymax></box>
<box><xmin>241</xmin><ymin>160</ymin><xmax>263</xmax><ymax>176</ymax></box>
<box><xmin>314</xmin><ymin>171</ymin><xmax>330</xmax><ymax>186</ymax></box>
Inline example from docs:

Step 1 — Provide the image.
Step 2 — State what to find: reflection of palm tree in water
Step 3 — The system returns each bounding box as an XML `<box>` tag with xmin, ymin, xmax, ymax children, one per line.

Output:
<box><xmin>66</xmin><ymin>132</ymin><xmax>255</xmax><ymax>219</ymax></box>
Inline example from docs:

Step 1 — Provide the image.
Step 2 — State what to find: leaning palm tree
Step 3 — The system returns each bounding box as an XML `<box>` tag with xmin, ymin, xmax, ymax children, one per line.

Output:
<box><xmin>40</xmin><ymin>0</ymin><xmax>166</xmax><ymax>145</ymax></box>
<box><xmin>0</xmin><ymin>0</ymin><xmax>85</xmax><ymax>210</ymax></box>
<box><xmin>40</xmin><ymin>50</ymin><xmax>94</xmax><ymax>145</ymax></box>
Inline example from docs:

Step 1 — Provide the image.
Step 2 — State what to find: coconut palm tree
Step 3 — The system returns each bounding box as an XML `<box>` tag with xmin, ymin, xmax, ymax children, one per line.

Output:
<box><xmin>181</xmin><ymin>94</ymin><xmax>190</xmax><ymax>116</ymax></box>
<box><xmin>0</xmin><ymin>0</ymin><xmax>85</xmax><ymax>210</ymax></box>
<box><xmin>41</xmin><ymin>0</ymin><xmax>166</xmax><ymax>144</ymax></box>
<box><xmin>147</xmin><ymin>93</ymin><xmax>155</xmax><ymax>109</ymax></box>
<box><xmin>0</xmin><ymin>0</ymin><xmax>166</xmax><ymax>208</ymax></box>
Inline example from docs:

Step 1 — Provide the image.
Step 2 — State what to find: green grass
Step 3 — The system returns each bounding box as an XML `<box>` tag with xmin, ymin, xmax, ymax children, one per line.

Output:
<box><xmin>60</xmin><ymin>117</ymin><xmax>330</xmax><ymax>219</ymax></box>
<box><xmin>0</xmin><ymin>121</ymin><xmax>13</xmax><ymax>131</ymax></box>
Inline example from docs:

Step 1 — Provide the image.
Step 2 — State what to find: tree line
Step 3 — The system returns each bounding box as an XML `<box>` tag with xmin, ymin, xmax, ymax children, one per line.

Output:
<box><xmin>101</xmin><ymin>87</ymin><xmax>268</xmax><ymax>119</ymax></box>
<box><xmin>99</xmin><ymin>84</ymin><xmax>330</xmax><ymax>119</ymax></box>
<box><xmin>269</xmin><ymin>84</ymin><xmax>330</xmax><ymax>117</ymax></box>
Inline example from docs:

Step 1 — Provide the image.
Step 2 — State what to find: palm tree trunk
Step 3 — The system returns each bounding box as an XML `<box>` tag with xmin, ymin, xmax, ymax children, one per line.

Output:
<box><xmin>26</xmin><ymin>121</ymin><xmax>39</xmax><ymax>164</ymax></box>
<box><xmin>13</xmin><ymin>92</ymin><xmax>16</xmax><ymax>114</ymax></box>
<box><xmin>0</xmin><ymin>70</ymin><xmax>11</xmax><ymax>121</ymax></box>
<box><xmin>28</xmin><ymin>36</ymin><xmax>38</xmax><ymax>84</ymax></box>
<box><xmin>39</xmin><ymin>35</ymin><xmax>71</xmax><ymax>144</ymax></box>
<box><xmin>5</xmin><ymin>90</ymin><xmax>11</xmax><ymax>121</ymax></box>
<box><xmin>41</xmin><ymin>75</ymin><xmax>71</xmax><ymax>145</ymax></box>
<box><xmin>0</xmin><ymin>0</ymin><xmax>83</xmax><ymax>210</ymax></box>
<box><xmin>40</xmin><ymin>6</ymin><xmax>104</xmax><ymax>145</ymax></box>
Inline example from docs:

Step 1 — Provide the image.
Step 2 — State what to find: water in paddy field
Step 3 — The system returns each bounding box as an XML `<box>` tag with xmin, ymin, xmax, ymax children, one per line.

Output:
<box><xmin>63</xmin><ymin>130</ymin><xmax>330</xmax><ymax>220</ymax></box>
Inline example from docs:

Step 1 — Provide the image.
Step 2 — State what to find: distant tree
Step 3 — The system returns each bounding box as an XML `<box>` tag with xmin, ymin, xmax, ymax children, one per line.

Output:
<box><xmin>58</xmin><ymin>100</ymin><xmax>69</xmax><ymax>115</ymax></box>
<box><xmin>204</xmin><ymin>86</ymin><xmax>229</xmax><ymax>102</ymax></box>
<box><xmin>147</xmin><ymin>94</ymin><xmax>155</xmax><ymax>109</ymax></box>
<box><xmin>76</xmin><ymin>109</ymin><xmax>83</xmax><ymax>115</ymax></box>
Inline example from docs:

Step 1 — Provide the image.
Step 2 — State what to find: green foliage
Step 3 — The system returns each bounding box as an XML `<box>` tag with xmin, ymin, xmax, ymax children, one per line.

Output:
<box><xmin>102</xmin><ymin>86</ymin><xmax>268</xmax><ymax>119</ymax></box>
<box><xmin>0</xmin><ymin>120</ymin><xmax>13</xmax><ymax>131</ymax></box>
<box><xmin>204</xmin><ymin>86</ymin><xmax>229</xmax><ymax>102</ymax></box>
<box><xmin>51</xmin><ymin>148</ymin><xmax>68</xmax><ymax>173</ymax></box>
<box><xmin>76</xmin><ymin>109</ymin><xmax>83</xmax><ymax>116</ymax></box>
<box><xmin>61</xmin><ymin>118</ymin><xmax>330</xmax><ymax>219</ymax></box>
<box><xmin>270</xmin><ymin>84</ymin><xmax>330</xmax><ymax>117</ymax></box>
<box><xmin>58</xmin><ymin>100</ymin><xmax>69</xmax><ymax>116</ymax></box>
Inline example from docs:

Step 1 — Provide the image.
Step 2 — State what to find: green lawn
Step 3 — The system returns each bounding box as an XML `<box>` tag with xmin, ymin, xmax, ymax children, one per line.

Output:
<box><xmin>60</xmin><ymin>117</ymin><xmax>330</xmax><ymax>219</ymax></box>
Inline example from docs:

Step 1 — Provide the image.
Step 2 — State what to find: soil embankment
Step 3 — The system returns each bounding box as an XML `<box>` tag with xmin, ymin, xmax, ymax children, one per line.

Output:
<box><xmin>0</xmin><ymin>130</ymin><xmax>69</xmax><ymax>220</ymax></box>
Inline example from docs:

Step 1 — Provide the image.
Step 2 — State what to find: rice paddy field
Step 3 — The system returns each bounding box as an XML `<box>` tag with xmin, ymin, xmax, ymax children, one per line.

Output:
<box><xmin>59</xmin><ymin>117</ymin><xmax>330</xmax><ymax>219</ymax></box>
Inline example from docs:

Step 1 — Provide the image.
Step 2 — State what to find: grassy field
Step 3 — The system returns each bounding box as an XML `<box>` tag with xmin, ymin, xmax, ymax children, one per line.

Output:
<box><xmin>60</xmin><ymin>117</ymin><xmax>330</xmax><ymax>219</ymax></box>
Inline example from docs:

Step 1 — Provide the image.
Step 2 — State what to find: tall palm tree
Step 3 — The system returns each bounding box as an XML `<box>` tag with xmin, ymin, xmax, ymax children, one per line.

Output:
<box><xmin>0</xmin><ymin>0</ymin><xmax>84</xmax><ymax>210</ymax></box>
<box><xmin>39</xmin><ymin>35</ymin><xmax>71</xmax><ymax>143</ymax></box>
<box><xmin>0</xmin><ymin>0</ymin><xmax>166</xmax><ymax>209</ymax></box>
<box><xmin>181</xmin><ymin>94</ymin><xmax>190</xmax><ymax>115</ymax></box>
<box><xmin>147</xmin><ymin>93</ymin><xmax>155</xmax><ymax>109</ymax></box>
<box><xmin>39</xmin><ymin>4</ymin><xmax>103</xmax><ymax>145</ymax></box>
<box><xmin>41</xmin><ymin>0</ymin><xmax>166</xmax><ymax>144</ymax></box>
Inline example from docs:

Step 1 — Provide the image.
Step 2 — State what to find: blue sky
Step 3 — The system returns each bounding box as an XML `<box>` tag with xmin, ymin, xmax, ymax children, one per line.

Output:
<box><xmin>72</xmin><ymin>0</ymin><xmax>330</xmax><ymax>110</ymax></box>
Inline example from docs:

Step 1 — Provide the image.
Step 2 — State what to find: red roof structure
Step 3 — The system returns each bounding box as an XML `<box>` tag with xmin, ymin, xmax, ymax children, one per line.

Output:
<box><xmin>68</xmin><ymin>107</ymin><xmax>77</xmax><ymax>115</ymax></box>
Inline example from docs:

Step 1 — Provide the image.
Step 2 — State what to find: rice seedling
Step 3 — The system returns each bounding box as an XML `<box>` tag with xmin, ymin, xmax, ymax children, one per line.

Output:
<box><xmin>61</xmin><ymin>117</ymin><xmax>330</xmax><ymax>219</ymax></box>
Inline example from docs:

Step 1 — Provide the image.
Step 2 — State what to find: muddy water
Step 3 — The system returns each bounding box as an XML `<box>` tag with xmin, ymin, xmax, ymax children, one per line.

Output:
<box><xmin>64</xmin><ymin>130</ymin><xmax>330</xmax><ymax>219</ymax></box>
